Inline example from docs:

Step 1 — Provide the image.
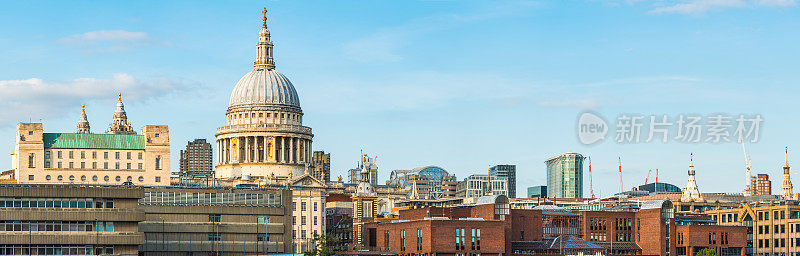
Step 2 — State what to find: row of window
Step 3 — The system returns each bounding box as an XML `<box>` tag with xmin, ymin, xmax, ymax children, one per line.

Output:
<box><xmin>0</xmin><ymin>221</ymin><xmax>113</xmax><ymax>232</ymax></box>
<box><xmin>139</xmin><ymin>191</ymin><xmax>281</xmax><ymax>207</ymax></box>
<box><xmin>35</xmin><ymin>174</ymin><xmax>156</xmax><ymax>183</ymax></box>
<box><xmin>0</xmin><ymin>245</ymin><xmax>112</xmax><ymax>255</ymax></box>
<box><xmin>755</xmin><ymin>224</ymin><xmax>800</xmax><ymax>234</ymax></box>
<box><xmin>707</xmin><ymin>232</ymin><xmax>729</xmax><ymax>245</ymax></box>
<box><xmin>756</xmin><ymin>210</ymin><xmax>800</xmax><ymax>221</ymax></box>
<box><xmin>757</xmin><ymin>238</ymin><xmax>800</xmax><ymax>248</ymax></box>
<box><xmin>292</xmin><ymin>216</ymin><xmax>320</xmax><ymax>226</ymax></box>
<box><xmin>230</xmin><ymin>112</ymin><xmax>302</xmax><ymax>123</ymax></box>
<box><xmin>46</xmin><ymin>161</ymin><xmax>144</xmax><ymax>170</ymax></box>
<box><xmin>293</xmin><ymin>201</ymin><xmax>319</xmax><ymax>212</ymax></box>
<box><xmin>449</xmin><ymin>229</ymin><xmax>481</xmax><ymax>251</ymax></box>
<box><xmin>0</xmin><ymin>198</ymin><xmax>113</xmax><ymax>209</ymax></box>
<box><xmin>48</xmin><ymin>150</ymin><xmax>142</xmax><ymax>161</ymax></box>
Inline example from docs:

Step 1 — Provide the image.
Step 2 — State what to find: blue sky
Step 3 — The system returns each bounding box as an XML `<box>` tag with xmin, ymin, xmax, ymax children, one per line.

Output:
<box><xmin>2</xmin><ymin>0</ymin><xmax>800</xmax><ymax>197</ymax></box>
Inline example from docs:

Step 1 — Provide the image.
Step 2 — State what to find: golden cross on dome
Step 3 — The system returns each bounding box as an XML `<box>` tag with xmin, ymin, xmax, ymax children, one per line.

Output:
<box><xmin>118</xmin><ymin>93</ymin><xmax>122</xmax><ymax>102</ymax></box>
<box><xmin>262</xmin><ymin>8</ymin><xmax>268</xmax><ymax>28</ymax></box>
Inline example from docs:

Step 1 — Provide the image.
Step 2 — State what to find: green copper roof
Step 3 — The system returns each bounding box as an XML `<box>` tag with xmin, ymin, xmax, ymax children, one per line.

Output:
<box><xmin>43</xmin><ymin>133</ymin><xmax>145</xmax><ymax>150</ymax></box>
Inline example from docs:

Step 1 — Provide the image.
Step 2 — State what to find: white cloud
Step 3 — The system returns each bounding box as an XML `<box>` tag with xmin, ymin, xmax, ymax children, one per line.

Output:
<box><xmin>648</xmin><ymin>0</ymin><xmax>796</xmax><ymax>14</ymax></box>
<box><xmin>57</xmin><ymin>30</ymin><xmax>159</xmax><ymax>54</ymax></box>
<box><xmin>0</xmin><ymin>73</ymin><xmax>187</xmax><ymax>126</ymax></box>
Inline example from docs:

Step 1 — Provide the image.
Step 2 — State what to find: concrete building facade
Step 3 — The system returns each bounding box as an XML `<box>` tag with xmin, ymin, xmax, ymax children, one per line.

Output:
<box><xmin>137</xmin><ymin>186</ymin><xmax>292</xmax><ymax>256</ymax></box>
<box><xmin>489</xmin><ymin>165</ymin><xmax>517</xmax><ymax>198</ymax></box>
<box><xmin>0</xmin><ymin>184</ymin><xmax>145</xmax><ymax>256</ymax></box>
<box><xmin>179</xmin><ymin>139</ymin><xmax>213</xmax><ymax>178</ymax></box>
<box><xmin>311</xmin><ymin>151</ymin><xmax>330</xmax><ymax>182</ymax></box>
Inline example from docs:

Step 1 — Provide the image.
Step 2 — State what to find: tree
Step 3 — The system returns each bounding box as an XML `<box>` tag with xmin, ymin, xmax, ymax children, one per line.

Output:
<box><xmin>304</xmin><ymin>233</ymin><xmax>340</xmax><ymax>256</ymax></box>
<box><xmin>695</xmin><ymin>248</ymin><xmax>717</xmax><ymax>256</ymax></box>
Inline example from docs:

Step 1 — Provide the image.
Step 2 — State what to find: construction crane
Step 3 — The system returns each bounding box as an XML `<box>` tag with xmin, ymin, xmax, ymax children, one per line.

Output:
<box><xmin>645</xmin><ymin>169</ymin><xmax>651</xmax><ymax>185</ymax></box>
<box><xmin>618</xmin><ymin>156</ymin><xmax>623</xmax><ymax>194</ymax></box>
<box><xmin>588</xmin><ymin>156</ymin><xmax>595</xmax><ymax>199</ymax></box>
<box><xmin>741</xmin><ymin>139</ymin><xmax>754</xmax><ymax>196</ymax></box>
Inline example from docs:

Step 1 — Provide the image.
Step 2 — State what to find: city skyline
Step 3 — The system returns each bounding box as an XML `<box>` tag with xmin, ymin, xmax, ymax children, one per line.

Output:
<box><xmin>3</xmin><ymin>1</ymin><xmax>800</xmax><ymax>197</ymax></box>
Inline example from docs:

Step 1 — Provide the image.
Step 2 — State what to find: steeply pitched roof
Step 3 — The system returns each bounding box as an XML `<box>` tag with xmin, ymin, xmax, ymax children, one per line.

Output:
<box><xmin>43</xmin><ymin>133</ymin><xmax>145</xmax><ymax>150</ymax></box>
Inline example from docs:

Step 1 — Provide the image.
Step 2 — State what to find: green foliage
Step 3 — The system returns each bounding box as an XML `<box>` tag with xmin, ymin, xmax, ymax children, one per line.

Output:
<box><xmin>695</xmin><ymin>248</ymin><xmax>717</xmax><ymax>256</ymax></box>
<box><xmin>304</xmin><ymin>233</ymin><xmax>340</xmax><ymax>256</ymax></box>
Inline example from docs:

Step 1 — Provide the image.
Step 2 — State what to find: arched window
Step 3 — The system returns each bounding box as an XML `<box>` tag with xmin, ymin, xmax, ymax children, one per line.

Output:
<box><xmin>155</xmin><ymin>156</ymin><xmax>162</xmax><ymax>170</ymax></box>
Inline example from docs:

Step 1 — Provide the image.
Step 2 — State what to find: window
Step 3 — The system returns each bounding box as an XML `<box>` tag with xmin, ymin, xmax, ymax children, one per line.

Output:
<box><xmin>138</xmin><ymin>176</ymin><xmax>144</xmax><ymax>182</ymax></box>
<box><xmin>28</xmin><ymin>175</ymin><xmax>34</xmax><ymax>181</ymax></box>
<box><xmin>138</xmin><ymin>152</ymin><xmax>143</xmax><ymax>160</ymax></box>
<box><xmin>209</xmin><ymin>233</ymin><xmax>221</xmax><ymax>241</ymax></box>
<box><xmin>28</xmin><ymin>153</ymin><xmax>35</xmax><ymax>168</ymax></box>
<box><xmin>46</xmin><ymin>175</ymin><xmax>51</xmax><ymax>180</ymax></box>
<box><xmin>92</xmin><ymin>162</ymin><xmax>96</xmax><ymax>169</ymax></box>
<box><xmin>115</xmin><ymin>176</ymin><xmax>121</xmax><ymax>182</ymax></box>
<box><xmin>301</xmin><ymin>216</ymin><xmax>306</xmax><ymax>225</ymax></box>
<box><xmin>417</xmin><ymin>228</ymin><xmax>423</xmax><ymax>250</ymax></box>
<box><xmin>455</xmin><ymin>228</ymin><xmax>465</xmax><ymax>250</ymax></box>
<box><xmin>209</xmin><ymin>214</ymin><xmax>221</xmax><ymax>222</ymax></box>
<box><xmin>92</xmin><ymin>151</ymin><xmax>97</xmax><ymax>159</ymax></box>
<box><xmin>314</xmin><ymin>202</ymin><xmax>318</xmax><ymax>211</ymax></box>
<box><xmin>155</xmin><ymin>176</ymin><xmax>161</xmax><ymax>183</ymax></box>
<box><xmin>104</xmin><ymin>176</ymin><xmax>109</xmax><ymax>182</ymax></box>
<box><xmin>138</xmin><ymin>163</ymin><xmax>143</xmax><ymax>169</ymax></box>
<box><xmin>69</xmin><ymin>151</ymin><xmax>73</xmax><ymax>159</ymax></box>
<box><xmin>115</xmin><ymin>152</ymin><xmax>120</xmax><ymax>160</ymax></box>
<box><xmin>80</xmin><ymin>162</ymin><xmax>85</xmax><ymax>169</ymax></box>
<box><xmin>68</xmin><ymin>162</ymin><xmax>73</xmax><ymax>168</ymax></box>
<box><xmin>57</xmin><ymin>151</ymin><xmax>62</xmax><ymax>159</ymax></box>
<box><xmin>115</xmin><ymin>163</ymin><xmax>119</xmax><ymax>169</ymax></box>
<box><xmin>80</xmin><ymin>151</ymin><xmax>85</xmax><ymax>159</ymax></box>
<box><xmin>258</xmin><ymin>215</ymin><xmax>270</xmax><ymax>223</ymax></box>
<box><xmin>126</xmin><ymin>163</ymin><xmax>131</xmax><ymax>169</ymax></box>
<box><xmin>127</xmin><ymin>152</ymin><xmax>131</xmax><ymax>160</ymax></box>
<box><xmin>104</xmin><ymin>152</ymin><xmax>108</xmax><ymax>159</ymax></box>
<box><xmin>257</xmin><ymin>233</ymin><xmax>267</xmax><ymax>242</ymax></box>
<box><xmin>472</xmin><ymin>228</ymin><xmax>481</xmax><ymax>250</ymax></box>
<box><xmin>400</xmin><ymin>230</ymin><xmax>406</xmax><ymax>251</ymax></box>
<box><xmin>385</xmin><ymin>231</ymin><xmax>390</xmax><ymax>248</ymax></box>
<box><xmin>92</xmin><ymin>175</ymin><xmax>98</xmax><ymax>182</ymax></box>
<box><xmin>302</xmin><ymin>202</ymin><xmax>307</xmax><ymax>212</ymax></box>
<box><xmin>156</xmin><ymin>156</ymin><xmax>162</xmax><ymax>170</ymax></box>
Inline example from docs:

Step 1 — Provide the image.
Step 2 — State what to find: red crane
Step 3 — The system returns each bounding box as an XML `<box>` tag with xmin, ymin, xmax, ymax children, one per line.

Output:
<box><xmin>645</xmin><ymin>169</ymin><xmax>651</xmax><ymax>185</ymax></box>
<box><xmin>588</xmin><ymin>156</ymin><xmax>595</xmax><ymax>199</ymax></box>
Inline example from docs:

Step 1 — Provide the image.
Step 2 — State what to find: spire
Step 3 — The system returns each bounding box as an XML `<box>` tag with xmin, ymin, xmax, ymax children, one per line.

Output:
<box><xmin>782</xmin><ymin>146</ymin><xmax>794</xmax><ymax>199</ymax></box>
<box><xmin>786</xmin><ymin>146</ymin><xmax>790</xmax><ymax>169</ymax></box>
<box><xmin>681</xmin><ymin>153</ymin><xmax>704</xmax><ymax>202</ymax></box>
<box><xmin>106</xmin><ymin>93</ymin><xmax>136</xmax><ymax>135</ymax></box>
<box><xmin>77</xmin><ymin>104</ymin><xmax>91</xmax><ymax>134</ymax></box>
<box><xmin>254</xmin><ymin>8</ymin><xmax>276</xmax><ymax>70</ymax></box>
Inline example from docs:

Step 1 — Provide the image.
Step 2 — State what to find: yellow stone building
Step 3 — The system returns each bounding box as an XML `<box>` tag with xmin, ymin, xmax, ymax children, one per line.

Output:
<box><xmin>214</xmin><ymin>9</ymin><xmax>313</xmax><ymax>181</ymax></box>
<box><xmin>10</xmin><ymin>96</ymin><xmax>170</xmax><ymax>186</ymax></box>
<box><xmin>707</xmin><ymin>200</ymin><xmax>800</xmax><ymax>256</ymax></box>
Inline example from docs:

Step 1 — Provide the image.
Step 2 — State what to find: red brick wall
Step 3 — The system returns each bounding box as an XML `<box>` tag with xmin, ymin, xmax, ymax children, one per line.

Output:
<box><xmin>373</xmin><ymin>219</ymin><xmax>505</xmax><ymax>255</ymax></box>
<box><xmin>676</xmin><ymin>224</ymin><xmax>747</xmax><ymax>255</ymax></box>
<box><xmin>636</xmin><ymin>208</ymin><xmax>676</xmax><ymax>256</ymax></box>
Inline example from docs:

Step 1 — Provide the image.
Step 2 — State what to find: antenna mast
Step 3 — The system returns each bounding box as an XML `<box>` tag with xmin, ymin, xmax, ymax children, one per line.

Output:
<box><xmin>618</xmin><ymin>156</ymin><xmax>623</xmax><ymax>194</ymax></box>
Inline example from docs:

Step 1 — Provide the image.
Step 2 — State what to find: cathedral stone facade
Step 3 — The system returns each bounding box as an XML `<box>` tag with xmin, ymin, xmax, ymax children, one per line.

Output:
<box><xmin>215</xmin><ymin>9</ymin><xmax>313</xmax><ymax>181</ymax></box>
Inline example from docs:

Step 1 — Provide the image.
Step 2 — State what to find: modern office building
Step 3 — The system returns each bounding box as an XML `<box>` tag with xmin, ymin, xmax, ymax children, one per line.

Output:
<box><xmin>11</xmin><ymin>99</ymin><xmax>171</xmax><ymax>186</ymax></box>
<box><xmin>311</xmin><ymin>151</ymin><xmax>331</xmax><ymax>182</ymax></box>
<box><xmin>527</xmin><ymin>185</ymin><xmax>547</xmax><ymax>198</ymax></box>
<box><xmin>0</xmin><ymin>184</ymin><xmax>145</xmax><ymax>256</ymax></box>
<box><xmin>545</xmin><ymin>153</ymin><xmax>585</xmax><ymax>199</ymax></box>
<box><xmin>214</xmin><ymin>10</ymin><xmax>314</xmax><ymax>181</ymax></box>
<box><xmin>455</xmin><ymin>174</ymin><xmax>508</xmax><ymax>198</ymax></box>
<box><xmin>179</xmin><ymin>139</ymin><xmax>213</xmax><ymax>178</ymax></box>
<box><xmin>137</xmin><ymin>186</ymin><xmax>292</xmax><ymax>255</ymax></box>
<box><xmin>489</xmin><ymin>165</ymin><xmax>517</xmax><ymax>198</ymax></box>
<box><xmin>389</xmin><ymin>166</ymin><xmax>453</xmax><ymax>199</ymax></box>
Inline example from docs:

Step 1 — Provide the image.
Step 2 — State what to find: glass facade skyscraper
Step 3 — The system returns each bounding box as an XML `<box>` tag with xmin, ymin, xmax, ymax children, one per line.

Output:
<box><xmin>545</xmin><ymin>153</ymin><xmax>585</xmax><ymax>198</ymax></box>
